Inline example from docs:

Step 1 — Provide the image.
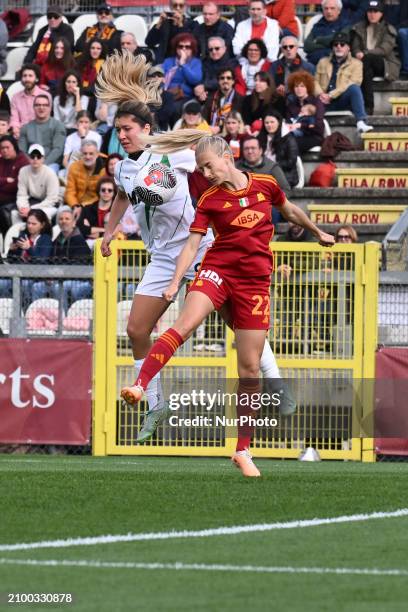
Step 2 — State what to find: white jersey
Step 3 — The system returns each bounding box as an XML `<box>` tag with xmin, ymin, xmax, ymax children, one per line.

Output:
<box><xmin>114</xmin><ymin>149</ymin><xmax>213</xmax><ymax>259</ymax></box>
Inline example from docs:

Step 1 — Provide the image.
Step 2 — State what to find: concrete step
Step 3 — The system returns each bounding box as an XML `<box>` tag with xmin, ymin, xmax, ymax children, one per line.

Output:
<box><xmin>327</xmin><ymin>115</ymin><xmax>408</xmax><ymax>145</ymax></box>
<box><xmin>308</xmin><ymin>203</ymin><xmax>405</xmax><ymax>226</ymax></box>
<box><xmin>361</xmin><ymin>132</ymin><xmax>408</xmax><ymax>152</ymax></box>
<box><xmin>302</xmin><ymin>151</ymin><xmax>408</xmax><ymax>184</ymax></box>
<box><xmin>336</xmin><ymin>168</ymin><xmax>408</xmax><ymax>189</ymax></box>
<box><xmin>389</xmin><ymin>97</ymin><xmax>408</xmax><ymax>117</ymax></box>
<box><xmin>290</xmin><ymin>187</ymin><xmax>408</xmax><ymax>208</ymax></box>
<box><xmin>275</xmin><ymin>221</ymin><xmax>389</xmax><ymax>243</ymax></box>
<box><xmin>373</xmin><ymin>80</ymin><xmax>408</xmax><ymax>114</ymax></box>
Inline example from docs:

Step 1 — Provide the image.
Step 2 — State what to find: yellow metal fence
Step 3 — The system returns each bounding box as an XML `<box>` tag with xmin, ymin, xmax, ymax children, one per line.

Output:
<box><xmin>93</xmin><ymin>241</ymin><xmax>379</xmax><ymax>461</ymax></box>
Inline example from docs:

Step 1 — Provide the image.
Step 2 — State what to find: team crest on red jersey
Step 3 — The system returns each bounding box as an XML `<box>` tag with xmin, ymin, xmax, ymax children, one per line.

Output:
<box><xmin>231</xmin><ymin>210</ymin><xmax>265</xmax><ymax>229</ymax></box>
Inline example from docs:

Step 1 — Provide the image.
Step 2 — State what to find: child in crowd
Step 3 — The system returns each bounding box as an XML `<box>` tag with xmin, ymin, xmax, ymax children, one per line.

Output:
<box><xmin>289</xmin><ymin>103</ymin><xmax>317</xmax><ymax>137</ymax></box>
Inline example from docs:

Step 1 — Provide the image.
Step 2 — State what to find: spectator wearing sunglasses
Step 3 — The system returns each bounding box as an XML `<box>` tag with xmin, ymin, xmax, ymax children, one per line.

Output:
<box><xmin>232</xmin><ymin>0</ymin><xmax>280</xmax><ymax>62</ymax></box>
<box><xmin>235</xmin><ymin>38</ymin><xmax>271</xmax><ymax>96</ymax></box>
<box><xmin>163</xmin><ymin>33</ymin><xmax>202</xmax><ymax>120</ymax></box>
<box><xmin>75</xmin><ymin>4</ymin><xmax>122</xmax><ymax>56</ymax></box>
<box><xmin>195</xmin><ymin>37</ymin><xmax>238</xmax><ymax>103</ymax></box>
<box><xmin>77</xmin><ymin>176</ymin><xmax>117</xmax><ymax>247</ymax></box>
<box><xmin>15</xmin><ymin>144</ymin><xmax>60</xmax><ymax>222</ymax></box>
<box><xmin>270</xmin><ymin>36</ymin><xmax>315</xmax><ymax>99</ymax></box>
<box><xmin>202</xmin><ymin>68</ymin><xmax>244</xmax><ymax>133</ymax></box>
<box><xmin>304</xmin><ymin>0</ymin><xmax>354</xmax><ymax>66</ymax></box>
<box><xmin>24</xmin><ymin>6</ymin><xmax>74</xmax><ymax>66</ymax></box>
<box><xmin>145</xmin><ymin>0</ymin><xmax>199</xmax><ymax>64</ymax></box>
<box><xmin>314</xmin><ymin>32</ymin><xmax>373</xmax><ymax>132</ymax></box>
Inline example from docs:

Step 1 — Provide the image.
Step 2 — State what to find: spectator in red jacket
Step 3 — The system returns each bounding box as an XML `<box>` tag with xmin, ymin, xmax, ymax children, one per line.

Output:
<box><xmin>0</xmin><ymin>135</ymin><xmax>29</xmax><ymax>235</ymax></box>
<box><xmin>40</xmin><ymin>37</ymin><xmax>75</xmax><ymax>97</ymax></box>
<box><xmin>235</xmin><ymin>38</ymin><xmax>272</xmax><ymax>96</ymax></box>
<box><xmin>266</xmin><ymin>0</ymin><xmax>299</xmax><ymax>38</ymax></box>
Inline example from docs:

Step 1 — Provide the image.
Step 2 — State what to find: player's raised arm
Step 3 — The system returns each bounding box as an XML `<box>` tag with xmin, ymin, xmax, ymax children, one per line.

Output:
<box><xmin>100</xmin><ymin>188</ymin><xmax>130</xmax><ymax>257</ymax></box>
<box><xmin>163</xmin><ymin>232</ymin><xmax>203</xmax><ymax>301</ymax></box>
<box><xmin>280</xmin><ymin>199</ymin><xmax>335</xmax><ymax>247</ymax></box>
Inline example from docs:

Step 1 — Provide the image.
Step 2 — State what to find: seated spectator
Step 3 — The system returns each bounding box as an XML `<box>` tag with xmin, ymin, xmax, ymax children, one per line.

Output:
<box><xmin>241</xmin><ymin>71</ymin><xmax>282</xmax><ymax>133</ymax></box>
<box><xmin>145</xmin><ymin>0</ymin><xmax>199</xmax><ymax>64</ymax></box>
<box><xmin>9</xmin><ymin>64</ymin><xmax>52</xmax><ymax>140</ymax></box>
<box><xmin>304</xmin><ymin>0</ymin><xmax>354</xmax><ymax>65</ymax></box>
<box><xmin>222</xmin><ymin>111</ymin><xmax>246</xmax><ymax>158</ymax></box>
<box><xmin>289</xmin><ymin>103</ymin><xmax>318</xmax><ymax>136</ymax></box>
<box><xmin>276</xmin><ymin>221</ymin><xmax>314</xmax><ymax>242</ymax></box>
<box><xmin>39</xmin><ymin>37</ymin><xmax>75</xmax><ymax>98</ymax></box>
<box><xmin>351</xmin><ymin>1</ymin><xmax>400</xmax><ymax>115</ymax></box>
<box><xmin>0</xmin><ymin>16</ymin><xmax>8</xmax><ymax>78</ymax></box>
<box><xmin>235</xmin><ymin>38</ymin><xmax>272</xmax><ymax>96</ymax></box>
<box><xmin>7</xmin><ymin>209</ymin><xmax>53</xmax><ymax>263</ymax></box>
<box><xmin>270</xmin><ymin>36</ymin><xmax>316</xmax><ymax>101</ymax></box>
<box><xmin>163</xmin><ymin>33</ymin><xmax>203</xmax><ymax>120</ymax></box>
<box><xmin>16</xmin><ymin>144</ymin><xmax>60</xmax><ymax>222</ymax></box>
<box><xmin>147</xmin><ymin>66</ymin><xmax>176</xmax><ymax>131</ymax></box>
<box><xmin>196</xmin><ymin>3</ymin><xmax>234</xmax><ymax>59</ymax></box>
<box><xmin>232</xmin><ymin>0</ymin><xmax>280</xmax><ymax>62</ymax></box>
<box><xmin>0</xmin><ymin>85</ymin><xmax>10</xmax><ymax>114</ymax></box>
<box><xmin>175</xmin><ymin>100</ymin><xmax>212</xmax><ymax>132</ymax></box>
<box><xmin>396</xmin><ymin>2</ymin><xmax>408</xmax><ymax>78</ymax></box>
<box><xmin>0</xmin><ymin>135</ymin><xmax>29</xmax><ymax>235</ymax></box>
<box><xmin>24</xmin><ymin>7</ymin><xmax>74</xmax><ymax>66</ymax></box>
<box><xmin>120</xmin><ymin>32</ymin><xmax>153</xmax><ymax>63</ymax></box>
<box><xmin>286</xmin><ymin>70</ymin><xmax>326</xmax><ymax>153</ymax></box>
<box><xmin>202</xmin><ymin>68</ymin><xmax>244</xmax><ymax>133</ymax></box>
<box><xmin>195</xmin><ymin>37</ymin><xmax>238</xmax><ymax>103</ymax></box>
<box><xmin>75</xmin><ymin>3</ymin><xmax>122</xmax><ymax>55</ymax></box>
<box><xmin>258</xmin><ymin>110</ymin><xmax>299</xmax><ymax>187</ymax></box>
<box><xmin>53</xmin><ymin>70</ymin><xmax>89</xmax><ymax>131</ymax></box>
<box><xmin>266</xmin><ymin>0</ymin><xmax>299</xmax><ymax>38</ymax></box>
<box><xmin>0</xmin><ymin>111</ymin><xmax>10</xmax><ymax>135</ymax></box>
<box><xmin>63</xmin><ymin>111</ymin><xmax>102</xmax><ymax>170</ymax></box>
<box><xmin>0</xmin><ymin>211</ymin><xmax>53</xmax><ymax>303</ymax></box>
<box><xmin>76</xmin><ymin>38</ymin><xmax>107</xmax><ymax>95</ymax></box>
<box><xmin>236</xmin><ymin>136</ymin><xmax>290</xmax><ymax>222</ymax></box>
<box><xmin>105</xmin><ymin>153</ymin><xmax>123</xmax><ymax>177</ymax></box>
<box><xmin>19</xmin><ymin>94</ymin><xmax>66</xmax><ymax>173</ymax></box>
<box><xmin>315</xmin><ymin>33</ymin><xmax>373</xmax><ymax>132</ymax></box>
<box><xmin>65</xmin><ymin>140</ymin><xmax>106</xmax><ymax>220</ymax></box>
<box><xmin>78</xmin><ymin>176</ymin><xmax>116</xmax><ymax>247</ymax></box>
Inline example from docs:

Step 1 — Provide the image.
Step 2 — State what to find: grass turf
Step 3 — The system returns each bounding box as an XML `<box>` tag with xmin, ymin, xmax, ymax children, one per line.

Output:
<box><xmin>0</xmin><ymin>457</ymin><xmax>408</xmax><ymax>611</ymax></box>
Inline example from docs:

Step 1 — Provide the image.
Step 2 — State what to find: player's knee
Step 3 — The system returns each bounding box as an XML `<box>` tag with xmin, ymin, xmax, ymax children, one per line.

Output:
<box><xmin>173</xmin><ymin>318</ymin><xmax>197</xmax><ymax>341</ymax></box>
<box><xmin>127</xmin><ymin>320</ymin><xmax>150</xmax><ymax>343</ymax></box>
<box><xmin>238</xmin><ymin>362</ymin><xmax>260</xmax><ymax>379</ymax></box>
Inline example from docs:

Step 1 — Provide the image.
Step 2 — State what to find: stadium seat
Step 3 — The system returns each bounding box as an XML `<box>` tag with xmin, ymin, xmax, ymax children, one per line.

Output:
<box><xmin>194</xmin><ymin>15</ymin><xmax>204</xmax><ymax>24</ymax></box>
<box><xmin>5</xmin><ymin>81</ymin><xmax>24</xmax><ymax>100</ymax></box>
<box><xmin>294</xmin><ymin>16</ymin><xmax>304</xmax><ymax>46</ymax></box>
<box><xmin>303</xmin><ymin>14</ymin><xmax>322</xmax><ymax>42</ymax></box>
<box><xmin>0</xmin><ymin>298</ymin><xmax>13</xmax><ymax>335</ymax></box>
<box><xmin>3</xmin><ymin>222</ymin><xmax>25</xmax><ymax>256</ymax></box>
<box><xmin>114</xmin><ymin>15</ymin><xmax>148</xmax><ymax>46</ymax></box>
<box><xmin>2</xmin><ymin>47</ymin><xmax>28</xmax><ymax>81</ymax></box>
<box><xmin>71</xmin><ymin>14</ymin><xmax>97</xmax><ymax>43</ymax></box>
<box><xmin>25</xmin><ymin>298</ymin><xmax>59</xmax><ymax>335</ymax></box>
<box><xmin>294</xmin><ymin>156</ymin><xmax>305</xmax><ymax>189</ymax></box>
<box><xmin>52</xmin><ymin>225</ymin><xmax>61</xmax><ymax>240</ymax></box>
<box><xmin>31</xmin><ymin>15</ymin><xmax>69</xmax><ymax>43</ymax></box>
<box><xmin>63</xmin><ymin>298</ymin><xmax>93</xmax><ymax>335</ymax></box>
<box><xmin>117</xmin><ymin>299</ymin><xmax>133</xmax><ymax>337</ymax></box>
<box><xmin>310</xmin><ymin>119</ymin><xmax>331</xmax><ymax>152</ymax></box>
<box><xmin>0</xmin><ymin>233</ymin><xmax>3</xmax><ymax>257</ymax></box>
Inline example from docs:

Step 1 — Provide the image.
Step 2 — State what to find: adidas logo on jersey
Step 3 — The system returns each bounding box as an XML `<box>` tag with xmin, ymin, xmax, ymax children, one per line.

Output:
<box><xmin>223</xmin><ymin>202</ymin><xmax>232</xmax><ymax>208</ymax></box>
<box><xmin>231</xmin><ymin>210</ymin><xmax>265</xmax><ymax>229</ymax></box>
<box><xmin>257</xmin><ymin>192</ymin><xmax>266</xmax><ymax>202</ymax></box>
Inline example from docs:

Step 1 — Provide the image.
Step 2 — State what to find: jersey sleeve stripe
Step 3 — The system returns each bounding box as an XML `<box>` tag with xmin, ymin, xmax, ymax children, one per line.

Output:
<box><xmin>196</xmin><ymin>185</ymin><xmax>218</xmax><ymax>208</ymax></box>
<box><xmin>189</xmin><ymin>227</ymin><xmax>207</xmax><ymax>235</ymax></box>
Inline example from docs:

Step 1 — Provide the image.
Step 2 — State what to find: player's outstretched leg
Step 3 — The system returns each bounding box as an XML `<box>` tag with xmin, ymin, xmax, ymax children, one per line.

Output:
<box><xmin>136</xmin><ymin>402</ymin><xmax>172</xmax><ymax>444</ymax></box>
<box><xmin>231</xmin><ymin>448</ymin><xmax>261</xmax><ymax>477</ymax></box>
<box><xmin>260</xmin><ymin>340</ymin><xmax>297</xmax><ymax>416</ymax></box>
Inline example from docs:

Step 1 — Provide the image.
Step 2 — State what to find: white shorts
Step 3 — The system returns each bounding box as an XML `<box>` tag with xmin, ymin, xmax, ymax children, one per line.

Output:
<box><xmin>135</xmin><ymin>252</ymin><xmax>203</xmax><ymax>298</ymax></box>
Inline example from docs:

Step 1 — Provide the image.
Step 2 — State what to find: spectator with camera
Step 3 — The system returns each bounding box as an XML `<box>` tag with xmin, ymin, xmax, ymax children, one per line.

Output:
<box><xmin>145</xmin><ymin>0</ymin><xmax>199</xmax><ymax>64</ymax></box>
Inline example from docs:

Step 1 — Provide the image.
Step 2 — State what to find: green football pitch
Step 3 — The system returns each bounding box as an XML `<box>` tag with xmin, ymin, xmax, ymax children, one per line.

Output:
<box><xmin>1</xmin><ymin>456</ymin><xmax>408</xmax><ymax>612</ymax></box>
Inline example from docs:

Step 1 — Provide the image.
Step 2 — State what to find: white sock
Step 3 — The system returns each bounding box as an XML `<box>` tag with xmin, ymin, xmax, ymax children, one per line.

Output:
<box><xmin>260</xmin><ymin>340</ymin><xmax>280</xmax><ymax>378</ymax></box>
<box><xmin>134</xmin><ymin>359</ymin><xmax>164</xmax><ymax>412</ymax></box>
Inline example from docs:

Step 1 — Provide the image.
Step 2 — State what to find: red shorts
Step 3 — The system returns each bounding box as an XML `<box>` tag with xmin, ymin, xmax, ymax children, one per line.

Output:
<box><xmin>188</xmin><ymin>266</ymin><xmax>271</xmax><ymax>330</ymax></box>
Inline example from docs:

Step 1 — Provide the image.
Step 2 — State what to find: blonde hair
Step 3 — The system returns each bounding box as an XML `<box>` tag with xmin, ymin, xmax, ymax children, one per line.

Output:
<box><xmin>95</xmin><ymin>51</ymin><xmax>161</xmax><ymax>107</ymax></box>
<box><xmin>139</xmin><ymin>130</ymin><xmax>234</xmax><ymax>160</ymax></box>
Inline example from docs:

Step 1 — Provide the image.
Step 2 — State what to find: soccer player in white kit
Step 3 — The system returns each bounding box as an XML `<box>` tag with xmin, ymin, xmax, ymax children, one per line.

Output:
<box><xmin>97</xmin><ymin>53</ymin><xmax>295</xmax><ymax>443</ymax></box>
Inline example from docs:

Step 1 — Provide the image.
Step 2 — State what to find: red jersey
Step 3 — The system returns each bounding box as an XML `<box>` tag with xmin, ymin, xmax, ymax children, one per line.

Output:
<box><xmin>190</xmin><ymin>173</ymin><xmax>285</xmax><ymax>276</ymax></box>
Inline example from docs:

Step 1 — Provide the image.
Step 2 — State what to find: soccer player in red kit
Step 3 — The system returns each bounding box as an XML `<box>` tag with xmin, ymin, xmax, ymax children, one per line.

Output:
<box><xmin>121</xmin><ymin>134</ymin><xmax>334</xmax><ymax>477</ymax></box>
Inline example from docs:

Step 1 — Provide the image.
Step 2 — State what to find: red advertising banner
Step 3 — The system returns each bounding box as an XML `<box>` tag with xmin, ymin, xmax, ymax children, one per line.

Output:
<box><xmin>0</xmin><ymin>339</ymin><xmax>92</xmax><ymax>445</ymax></box>
<box><xmin>375</xmin><ymin>347</ymin><xmax>408</xmax><ymax>456</ymax></box>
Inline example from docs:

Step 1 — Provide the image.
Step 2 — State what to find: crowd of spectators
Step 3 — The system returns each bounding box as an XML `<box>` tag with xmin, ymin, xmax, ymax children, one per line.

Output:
<box><xmin>0</xmin><ymin>0</ymin><xmax>405</xmax><ymax>313</ymax></box>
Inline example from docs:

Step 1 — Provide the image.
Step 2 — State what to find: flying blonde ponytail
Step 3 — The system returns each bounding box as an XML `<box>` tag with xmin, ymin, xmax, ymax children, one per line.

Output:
<box><xmin>139</xmin><ymin>131</ymin><xmax>234</xmax><ymax>159</ymax></box>
<box><xmin>95</xmin><ymin>50</ymin><xmax>162</xmax><ymax>108</ymax></box>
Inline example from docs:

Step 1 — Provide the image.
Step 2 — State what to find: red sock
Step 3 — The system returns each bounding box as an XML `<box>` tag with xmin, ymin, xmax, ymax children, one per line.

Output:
<box><xmin>236</xmin><ymin>378</ymin><xmax>261</xmax><ymax>452</ymax></box>
<box><xmin>135</xmin><ymin>328</ymin><xmax>184</xmax><ymax>390</ymax></box>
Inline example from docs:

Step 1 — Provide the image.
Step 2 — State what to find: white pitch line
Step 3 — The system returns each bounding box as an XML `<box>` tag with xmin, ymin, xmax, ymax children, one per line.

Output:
<box><xmin>0</xmin><ymin>558</ymin><xmax>407</xmax><ymax>577</ymax></box>
<box><xmin>0</xmin><ymin>509</ymin><xmax>407</xmax><ymax>553</ymax></box>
